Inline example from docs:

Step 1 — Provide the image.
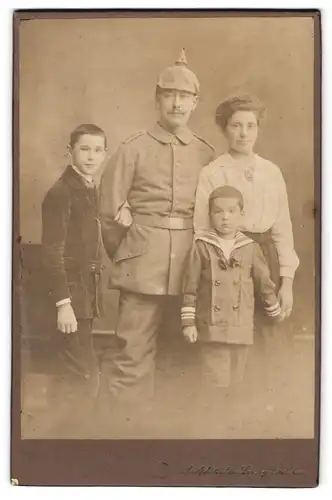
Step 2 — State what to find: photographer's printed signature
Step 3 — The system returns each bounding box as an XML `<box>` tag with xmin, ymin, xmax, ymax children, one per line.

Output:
<box><xmin>153</xmin><ymin>461</ymin><xmax>305</xmax><ymax>479</ymax></box>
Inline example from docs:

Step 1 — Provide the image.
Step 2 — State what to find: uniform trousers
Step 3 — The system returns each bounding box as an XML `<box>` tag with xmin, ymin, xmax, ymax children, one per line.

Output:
<box><xmin>107</xmin><ymin>291</ymin><xmax>182</xmax><ymax>403</ymax></box>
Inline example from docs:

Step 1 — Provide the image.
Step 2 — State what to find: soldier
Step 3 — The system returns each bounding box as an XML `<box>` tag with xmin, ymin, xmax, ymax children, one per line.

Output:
<box><xmin>100</xmin><ymin>50</ymin><xmax>215</xmax><ymax>408</ymax></box>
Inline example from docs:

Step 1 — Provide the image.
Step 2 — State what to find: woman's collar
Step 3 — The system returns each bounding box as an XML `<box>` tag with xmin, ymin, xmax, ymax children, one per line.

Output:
<box><xmin>207</xmin><ymin>151</ymin><xmax>261</xmax><ymax>170</ymax></box>
<box><xmin>226</xmin><ymin>151</ymin><xmax>258</xmax><ymax>165</ymax></box>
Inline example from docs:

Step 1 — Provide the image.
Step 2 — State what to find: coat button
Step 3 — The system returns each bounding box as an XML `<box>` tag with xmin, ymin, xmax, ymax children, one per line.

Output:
<box><xmin>232</xmin><ymin>305</ymin><xmax>239</xmax><ymax>311</ymax></box>
<box><xmin>213</xmin><ymin>305</ymin><xmax>221</xmax><ymax>312</ymax></box>
<box><xmin>234</xmin><ymin>279</ymin><xmax>240</xmax><ymax>285</ymax></box>
<box><xmin>214</xmin><ymin>280</ymin><xmax>221</xmax><ymax>286</ymax></box>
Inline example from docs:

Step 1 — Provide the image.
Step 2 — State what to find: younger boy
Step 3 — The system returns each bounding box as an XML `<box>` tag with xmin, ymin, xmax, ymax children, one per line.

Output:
<box><xmin>181</xmin><ymin>185</ymin><xmax>283</xmax><ymax>393</ymax></box>
<box><xmin>41</xmin><ymin>124</ymin><xmax>107</xmax><ymax>435</ymax></box>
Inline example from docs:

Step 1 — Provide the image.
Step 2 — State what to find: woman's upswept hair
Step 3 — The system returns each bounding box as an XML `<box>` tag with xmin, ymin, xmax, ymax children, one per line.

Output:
<box><xmin>215</xmin><ymin>94</ymin><xmax>266</xmax><ymax>130</ymax></box>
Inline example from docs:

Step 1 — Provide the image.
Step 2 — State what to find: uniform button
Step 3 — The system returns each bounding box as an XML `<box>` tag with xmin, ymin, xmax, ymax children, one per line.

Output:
<box><xmin>234</xmin><ymin>279</ymin><xmax>240</xmax><ymax>285</ymax></box>
<box><xmin>213</xmin><ymin>305</ymin><xmax>221</xmax><ymax>312</ymax></box>
<box><xmin>232</xmin><ymin>305</ymin><xmax>239</xmax><ymax>311</ymax></box>
<box><xmin>214</xmin><ymin>280</ymin><xmax>221</xmax><ymax>286</ymax></box>
<box><xmin>84</xmin><ymin>374</ymin><xmax>90</xmax><ymax>380</ymax></box>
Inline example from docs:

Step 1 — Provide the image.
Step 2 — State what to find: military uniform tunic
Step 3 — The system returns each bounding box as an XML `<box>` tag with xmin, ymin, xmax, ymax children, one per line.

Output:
<box><xmin>100</xmin><ymin>123</ymin><xmax>215</xmax><ymax>295</ymax></box>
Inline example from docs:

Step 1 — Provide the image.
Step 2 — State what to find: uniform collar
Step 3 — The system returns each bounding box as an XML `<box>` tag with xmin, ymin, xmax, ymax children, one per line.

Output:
<box><xmin>148</xmin><ymin>122</ymin><xmax>193</xmax><ymax>145</ymax></box>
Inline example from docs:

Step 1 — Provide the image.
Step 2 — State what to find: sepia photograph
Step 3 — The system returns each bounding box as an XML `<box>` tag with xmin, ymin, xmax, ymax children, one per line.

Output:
<box><xmin>12</xmin><ymin>9</ymin><xmax>320</xmax><ymax>486</ymax></box>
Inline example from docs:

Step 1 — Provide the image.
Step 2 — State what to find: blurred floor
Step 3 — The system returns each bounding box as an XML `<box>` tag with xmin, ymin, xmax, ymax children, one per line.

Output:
<box><xmin>20</xmin><ymin>329</ymin><xmax>315</xmax><ymax>440</ymax></box>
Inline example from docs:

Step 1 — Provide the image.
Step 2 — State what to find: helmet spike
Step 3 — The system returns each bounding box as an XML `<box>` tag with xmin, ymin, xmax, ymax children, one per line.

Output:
<box><xmin>175</xmin><ymin>48</ymin><xmax>188</xmax><ymax>66</ymax></box>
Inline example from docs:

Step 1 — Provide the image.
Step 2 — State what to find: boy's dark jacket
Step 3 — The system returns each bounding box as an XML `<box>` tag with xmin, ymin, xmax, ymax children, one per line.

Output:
<box><xmin>41</xmin><ymin>165</ymin><xmax>110</xmax><ymax>319</ymax></box>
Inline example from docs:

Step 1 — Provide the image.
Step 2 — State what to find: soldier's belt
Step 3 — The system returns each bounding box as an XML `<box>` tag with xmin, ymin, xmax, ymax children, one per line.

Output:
<box><xmin>132</xmin><ymin>214</ymin><xmax>193</xmax><ymax>230</ymax></box>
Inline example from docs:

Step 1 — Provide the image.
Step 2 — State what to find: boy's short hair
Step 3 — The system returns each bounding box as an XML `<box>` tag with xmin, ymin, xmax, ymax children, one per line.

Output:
<box><xmin>69</xmin><ymin>124</ymin><xmax>107</xmax><ymax>149</ymax></box>
<box><xmin>209</xmin><ymin>185</ymin><xmax>244</xmax><ymax>212</ymax></box>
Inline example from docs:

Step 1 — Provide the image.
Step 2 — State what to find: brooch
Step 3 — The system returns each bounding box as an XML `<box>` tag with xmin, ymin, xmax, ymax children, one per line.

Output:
<box><xmin>245</xmin><ymin>169</ymin><xmax>254</xmax><ymax>182</ymax></box>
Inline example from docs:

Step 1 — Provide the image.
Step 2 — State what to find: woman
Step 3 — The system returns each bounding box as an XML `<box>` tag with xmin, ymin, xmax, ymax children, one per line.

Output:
<box><xmin>194</xmin><ymin>94</ymin><xmax>299</xmax><ymax>407</ymax></box>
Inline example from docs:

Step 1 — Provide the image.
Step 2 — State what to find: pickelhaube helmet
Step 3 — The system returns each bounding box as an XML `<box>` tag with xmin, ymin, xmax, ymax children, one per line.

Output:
<box><xmin>156</xmin><ymin>49</ymin><xmax>200</xmax><ymax>95</ymax></box>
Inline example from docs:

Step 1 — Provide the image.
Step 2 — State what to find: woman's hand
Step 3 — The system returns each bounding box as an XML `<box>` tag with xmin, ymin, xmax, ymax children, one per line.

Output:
<box><xmin>57</xmin><ymin>303</ymin><xmax>78</xmax><ymax>334</ymax></box>
<box><xmin>278</xmin><ymin>277</ymin><xmax>294</xmax><ymax>318</ymax></box>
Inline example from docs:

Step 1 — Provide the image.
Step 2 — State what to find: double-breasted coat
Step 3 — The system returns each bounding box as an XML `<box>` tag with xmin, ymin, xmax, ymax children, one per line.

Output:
<box><xmin>181</xmin><ymin>230</ymin><xmax>281</xmax><ymax>344</ymax></box>
<box><xmin>41</xmin><ymin>165</ymin><xmax>103</xmax><ymax>319</ymax></box>
<box><xmin>100</xmin><ymin>123</ymin><xmax>215</xmax><ymax>295</ymax></box>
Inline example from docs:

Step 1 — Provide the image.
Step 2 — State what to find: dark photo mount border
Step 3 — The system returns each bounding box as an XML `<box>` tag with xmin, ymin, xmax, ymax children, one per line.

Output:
<box><xmin>11</xmin><ymin>9</ymin><xmax>321</xmax><ymax>487</ymax></box>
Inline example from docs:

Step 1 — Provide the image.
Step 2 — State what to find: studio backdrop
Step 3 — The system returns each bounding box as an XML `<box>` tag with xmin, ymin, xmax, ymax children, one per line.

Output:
<box><xmin>19</xmin><ymin>15</ymin><xmax>315</xmax><ymax>336</ymax></box>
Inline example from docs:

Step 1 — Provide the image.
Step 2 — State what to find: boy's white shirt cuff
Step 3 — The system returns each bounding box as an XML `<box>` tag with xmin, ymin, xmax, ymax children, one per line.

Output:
<box><xmin>56</xmin><ymin>298</ymin><xmax>71</xmax><ymax>307</ymax></box>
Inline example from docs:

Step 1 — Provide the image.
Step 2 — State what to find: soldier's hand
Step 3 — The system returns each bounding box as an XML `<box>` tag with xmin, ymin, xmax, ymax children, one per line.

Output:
<box><xmin>117</xmin><ymin>206</ymin><xmax>133</xmax><ymax>227</ymax></box>
<box><xmin>57</xmin><ymin>303</ymin><xmax>78</xmax><ymax>334</ymax></box>
<box><xmin>183</xmin><ymin>325</ymin><xmax>198</xmax><ymax>343</ymax></box>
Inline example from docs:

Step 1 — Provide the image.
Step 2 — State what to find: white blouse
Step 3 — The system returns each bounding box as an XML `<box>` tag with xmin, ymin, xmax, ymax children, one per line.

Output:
<box><xmin>194</xmin><ymin>153</ymin><xmax>299</xmax><ymax>279</ymax></box>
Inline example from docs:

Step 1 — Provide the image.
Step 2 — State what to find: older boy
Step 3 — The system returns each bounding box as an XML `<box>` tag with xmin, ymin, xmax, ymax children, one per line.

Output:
<box><xmin>42</xmin><ymin>124</ymin><xmax>107</xmax><ymax>435</ymax></box>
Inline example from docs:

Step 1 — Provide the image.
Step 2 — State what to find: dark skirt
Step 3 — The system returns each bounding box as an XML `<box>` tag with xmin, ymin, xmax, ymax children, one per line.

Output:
<box><xmin>243</xmin><ymin>229</ymin><xmax>280</xmax><ymax>290</ymax></box>
<box><xmin>244</xmin><ymin>230</ymin><xmax>292</xmax><ymax>395</ymax></box>
<box><xmin>244</xmin><ymin>229</ymin><xmax>280</xmax><ymax>329</ymax></box>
